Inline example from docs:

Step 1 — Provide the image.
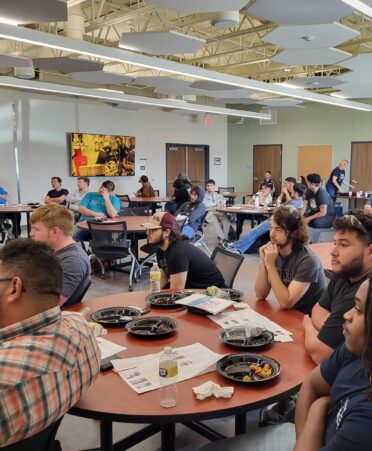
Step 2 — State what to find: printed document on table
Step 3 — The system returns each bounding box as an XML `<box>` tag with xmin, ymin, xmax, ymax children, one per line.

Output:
<box><xmin>208</xmin><ymin>308</ymin><xmax>293</xmax><ymax>342</ymax></box>
<box><xmin>95</xmin><ymin>337</ymin><xmax>127</xmax><ymax>360</ymax></box>
<box><xmin>112</xmin><ymin>342</ymin><xmax>227</xmax><ymax>394</ymax></box>
<box><xmin>176</xmin><ymin>293</ymin><xmax>234</xmax><ymax>314</ymax></box>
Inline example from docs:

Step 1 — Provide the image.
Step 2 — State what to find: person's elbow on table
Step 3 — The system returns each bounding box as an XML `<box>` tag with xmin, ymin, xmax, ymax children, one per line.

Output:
<box><xmin>169</xmin><ymin>272</ymin><xmax>187</xmax><ymax>290</ymax></box>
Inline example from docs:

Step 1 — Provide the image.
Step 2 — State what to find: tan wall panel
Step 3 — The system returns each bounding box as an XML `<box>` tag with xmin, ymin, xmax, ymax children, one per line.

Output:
<box><xmin>297</xmin><ymin>145</ymin><xmax>333</xmax><ymax>180</ymax></box>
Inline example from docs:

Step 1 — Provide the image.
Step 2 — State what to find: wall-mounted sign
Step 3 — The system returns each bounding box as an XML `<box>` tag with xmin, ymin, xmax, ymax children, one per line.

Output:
<box><xmin>214</xmin><ymin>157</ymin><xmax>221</xmax><ymax>166</ymax></box>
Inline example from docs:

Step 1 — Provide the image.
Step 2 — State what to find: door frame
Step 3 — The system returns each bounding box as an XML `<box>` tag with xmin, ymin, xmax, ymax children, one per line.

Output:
<box><xmin>252</xmin><ymin>144</ymin><xmax>283</xmax><ymax>193</ymax></box>
<box><xmin>165</xmin><ymin>143</ymin><xmax>210</xmax><ymax>192</ymax></box>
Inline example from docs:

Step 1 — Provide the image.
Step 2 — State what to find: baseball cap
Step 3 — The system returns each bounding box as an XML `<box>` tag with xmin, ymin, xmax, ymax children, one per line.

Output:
<box><xmin>141</xmin><ymin>212</ymin><xmax>178</xmax><ymax>230</ymax></box>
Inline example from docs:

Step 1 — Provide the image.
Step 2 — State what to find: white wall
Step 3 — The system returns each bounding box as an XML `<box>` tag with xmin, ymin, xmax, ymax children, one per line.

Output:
<box><xmin>0</xmin><ymin>88</ymin><xmax>228</xmax><ymax>203</ymax></box>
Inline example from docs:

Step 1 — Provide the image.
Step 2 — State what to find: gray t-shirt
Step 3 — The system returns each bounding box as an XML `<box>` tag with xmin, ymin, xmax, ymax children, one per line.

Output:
<box><xmin>275</xmin><ymin>246</ymin><xmax>326</xmax><ymax>314</ymax></box>
<box><xmin>56</xmin><ymin>242</ymin><xmax>90</xmax><ymax>306</ymax></box>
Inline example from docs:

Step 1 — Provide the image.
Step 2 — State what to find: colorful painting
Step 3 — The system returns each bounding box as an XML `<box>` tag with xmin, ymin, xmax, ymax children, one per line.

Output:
<box><xmin>68</xmin><ymin>132</ymin><xmax>135</xmax><ymax>177</ymax></box>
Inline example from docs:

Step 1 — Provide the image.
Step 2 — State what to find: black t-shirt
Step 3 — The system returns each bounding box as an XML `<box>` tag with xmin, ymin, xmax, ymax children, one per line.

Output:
<box><xmin>275</xmin><ymin>246</ymin><xmax>326</xmax><ymax>314</ymax></box>
<box><xmin>157</xmin><ymin>240</ymin><xmax>225</xmax><ymax>289</ymax></box>
<box><xmin>326</xmin><ymin>167</ymin><xmax>345</xmax><ymax>195</ymax></box>
<box><xmin>47</xmin><ymin>188</ymin><xmax>69</xmax><ymax>206</ymax></box>
<box><xmin>318</xmin><ymin>276</ymin><xmax>365</xmax><ymax>349</ymax></box>
<box><xmin>305</xmin><ymin>187</ymin><xmax>335</xmax><ymax>217</ymax></box>
<box><xmin>173</xmin><ymin>187</ymin><xmax>190</xmax><ymax>209</ymax></box>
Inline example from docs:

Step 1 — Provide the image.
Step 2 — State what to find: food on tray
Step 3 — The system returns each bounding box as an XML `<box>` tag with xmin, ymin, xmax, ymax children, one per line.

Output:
<box><xmin>249</xmin><ymin>363</ymin><xmax>273</xmax><ymax>379</ymax></box>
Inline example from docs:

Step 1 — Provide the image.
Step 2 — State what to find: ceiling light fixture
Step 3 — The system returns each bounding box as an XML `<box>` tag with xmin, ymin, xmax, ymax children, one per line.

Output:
<box><xmin>341</xmin><ymin>0</ymin><xmax>372</xmax><ymax>16</ymax></box>
<box><xmin>0</xmin><ymin>75</ymin><xmax>271</xmax><ymax>120</ymax></box>
<box><xmin>0</xmin><ymin>23</ymin><xmax>371</xmax><ymax>112</ymax></box>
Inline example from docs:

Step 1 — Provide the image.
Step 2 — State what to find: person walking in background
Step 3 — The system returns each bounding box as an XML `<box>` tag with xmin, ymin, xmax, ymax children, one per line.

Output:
<box><xmin>326</xmin><ymin>159</ymin><xmax>354</xmax><ymax>202</ymax></box>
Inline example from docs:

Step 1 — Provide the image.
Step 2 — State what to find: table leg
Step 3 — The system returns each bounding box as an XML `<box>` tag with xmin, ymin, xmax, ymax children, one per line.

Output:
<box><xmin>161</xmin><ymin>423</ymin><xmax>175</xmax><ymax>451</ymax></box>
<box><xmin>235</xmin><ymin>412</ymin><xmax>247</xmax><ymax>435</ymax></box>
<box><xmin>26</xmin><ymin>212</ymin><xmax>31</xmax><ymax>237</ymax></box>
<box><xmin>100</xmin><ymin>420</ymin><xmax>113</xmax><ymax>451</ymax></box>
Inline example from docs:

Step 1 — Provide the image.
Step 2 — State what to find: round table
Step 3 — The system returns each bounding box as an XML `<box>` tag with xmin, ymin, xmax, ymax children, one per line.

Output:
<box><xmin>0</xmin><ymin>204</ymin><xmax>34</xmax><ymax>237</ymax></box>
<box><xmin>77</xmin><ymin>216</ymin><xmax>145</xmax><ymax>232</ymax></box>
<box><xmin>68</xmin><ymin>291</ymin><xmax>315</xmax><ymax>451</ymax></box>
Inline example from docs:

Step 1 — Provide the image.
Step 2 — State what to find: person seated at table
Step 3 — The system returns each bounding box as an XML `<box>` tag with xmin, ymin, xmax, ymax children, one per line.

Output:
<box><xmin>325</xmin><ymin>159</ymin><xmax>354</xmax><ymax>202</ymax></box>
<box><xmin>31</xmin><ymin>204</ymin><xmax>91</xmax><ymax>306</ymax></box>
<box><xmin>165</xmin><ymin>174</ymin><xmax>191</xmax><ymax>214</ymax></box>
<box><xmin>142</xmin><ymin>212</ymin><xmax>225</xmax><ymax>289</ymax></box>
<box><xmin>200</xmin><ymin>277</ymin><xmax>372</xmax><ymax>451</ymax></box>
<box><xmin>235</xmin><ymin>183</ymin><xmax>273</xmax><ymax>240</ymax></box>
<box><xmin>203</xmin><ymin>179</ymin><xmax>231</xmax><ymax>242</ymax></box>
<box><xmin>0</xmin><ymin>239</ymin><xmax>100</xmax><ymax>447</ymax></box>
<box><xmin>303</xmin><ymin>210</ymin><xmax>372</xmax><ymax>364</ymax></box>
<box><xmin>0</xmin><ymin>184</ymin><xmax>21</xmax><ymax>237</ymax></box>
<box><xmin>259</xmin><ymin>170</ymin><xmax>275</xmax><ymax>195</ymax></box>
<box><xmin>255</xmin><ymin>206</ymin><xmax>325</xmax><ymax>314</ymax></box>
<box><xmin>44</xmin><ymin>176</ymin><xmax>69</xmax><ymax>206</ymax></box>
<box><xmin>302</xmin><ymin>173</ymin><xmax>335</xmax><ymax>228</ymax></box>
<box><xmin>276</xmin><ymin>177</ymin><xmax>297</xmax><ymax>205</ymax></box>
<box><xmin>224</xmin><ymin>183</ymin><xmax>306</xmax><ymax>255</ymax></box>
<box><xmin>176</xmin><ymin>185</ymin><xmax>206</xmax><ymax>240</ymax></box>
<box><xmin>135</xmin><ymin>175</ymin><xmax>155</xmax><ymax>197</ymax></box>
<box><xmin>365</xmin><ymin>196</ymin><xmax>372</xmax><ymax>215</ymax></box>
<box><xmin>66</xmin><ymin>176</ymin><xmax>90</xmax><ymax>219</ymax></box>
<box><xmin>73</xmin><ymin>180</ymin><xmax>120</xmax><ymax>244</ymax></box>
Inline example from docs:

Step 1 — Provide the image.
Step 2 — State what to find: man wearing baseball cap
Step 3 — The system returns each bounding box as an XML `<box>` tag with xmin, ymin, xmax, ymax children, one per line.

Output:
<box><xmin>142</xmin><ymin>212</ymin><xmax>225</xmax><ymax>290</ymax></box>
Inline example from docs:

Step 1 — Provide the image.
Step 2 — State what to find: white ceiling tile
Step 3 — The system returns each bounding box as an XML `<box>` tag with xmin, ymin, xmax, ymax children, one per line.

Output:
<box><xmin>280</xmin><ymin>76</ymin><xmax>345</xmax><ymax>89</ymax></box>
<box><xmin>189</xmin><ymin>80</ymin><xmax>241</xmax><ymax>90</ymax></box>
<box><xmin>331</xmin><ymin>82</ymin><xmax>372</xmax><ymax>98</ymax></box>
<box><xmin>33</xmin><ymin>57</ymin><xmax>104</xmax><ymax>72</ymax></box>
<box><xmin>147</xmin><ymin>0</ymin><xmax>249</xmax><ymax>14</ymax></box>
<box><xmin>154</xmin><ymin>86</ymin><xmax>207</xmax><ymax>96</ymax></box>
<box><xmin>0</xmin><ymin>52</ymin><xmax>31</xmax><ymax>68</ymax></box>
<box><xmin>71</xmin><ymin>71</ymin><xmax>133</xmax><ymax>84</ymax></box>
<box><xmin>133</xmin><ymin>76</ymin><xmax>191</xmax><ymax>88</ymax></box>
<box><xmin>0</xmin><ymin>0</ymin><xmax>67</xmax><ymax>24</ymax></box>
<box><xmin>264</xmin><ymin>23</ymin><xmax>359</xmax><ymax>49</ymax></box>
<box><xmin>271</xmin><ymin>48</ymin><xmax>351</xmax><ymax>65</ymax></box>
<box><xmin>339</xmin><ymin>53</ymin><xmax>372</xmax><ymax>71</ymax></box>
<box><xmin>119</xmin><ymin>30</ymin><xmax>205</xmax><ymax>55</ymax></box>
<box><xmin>336</xmin><ymin>71</ymin><xmax>370</xmax><ymax>82</ymax></box>
<box><xmin>246</xmin><ymin>0</ymin><xmax>353</xmax><ymax>25</ymax></box>
<box><xmin>259</xmin><ymin>98</ymin><xmax>303</xmax><ymax>106</ymax></box>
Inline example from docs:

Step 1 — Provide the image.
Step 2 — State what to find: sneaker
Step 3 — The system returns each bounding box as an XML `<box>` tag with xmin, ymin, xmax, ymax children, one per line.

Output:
<box><xmin>227</xmin><ymin>247</ymin><xmax>242</xmax><ymax>255</ymax></box>
<box><xmin>259</xmin><ymin>398</ymin><xmax>296</xmax><ymax>427</ymax></box>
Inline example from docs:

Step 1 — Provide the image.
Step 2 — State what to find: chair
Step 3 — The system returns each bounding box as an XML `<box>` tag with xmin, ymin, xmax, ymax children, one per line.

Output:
<box><xmin>211</xmin><ymin>246</ymin><xmax>244</xmax><ymax>288</ymax></box>
<box><xmin>193</xmin><ymin>212</ymin><xmax>212</xmax><ymax>255</ymax></box>
<box><xmin>87</xmin><ymin>221</ymin><xmax>140</xmax><ymax>291</ymax></box>
<box><xmin>117</xmin><ymin>194</ymin><xmax>132</xmax><ymax>210</ymax></box>
<box><xmin>2</xmin><ymin>416</ymin><xmax>64</xmax><ymax>451</ymax></box>
<box><xmin>120</xmin><ymin>206</ymin><xmax>151</xmax><ymax>216</ymax></box>
<box><xmin>75</xmin><ymin>280</ymin><xmax>92</xmax><ymax>303</ymax></box>
<box><xmin>218</xmin><ymin>186</ymin><xmax>235</xmax><ymax>206</ymax></box>
<box><xmin>0</xmin><ymin>218</ymin><xmax>14</xmax><ymax>245</ymax></box>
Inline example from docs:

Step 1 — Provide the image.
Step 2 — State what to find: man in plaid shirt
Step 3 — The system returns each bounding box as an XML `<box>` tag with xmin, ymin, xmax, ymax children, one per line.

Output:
<box><xmin>0</xmin><ymin>239</ymin><xmax>100</xmax><ymax>447</ymax></box>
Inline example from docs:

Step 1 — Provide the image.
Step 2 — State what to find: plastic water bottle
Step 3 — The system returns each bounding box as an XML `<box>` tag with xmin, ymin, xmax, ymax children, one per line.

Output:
<box><xmin>150</xmin><ymin>262</ymin><xmax>161</xmax><ymax>293</ymax></box>
<box><xmin>159</xmin><ymin>346</ymin><xmax>178</xmax><ymax>408</ymax></box>
<box><xmin>254</xmin><ymin>195</ymin><xmax>260</xmax><ymax>208</ymax></box>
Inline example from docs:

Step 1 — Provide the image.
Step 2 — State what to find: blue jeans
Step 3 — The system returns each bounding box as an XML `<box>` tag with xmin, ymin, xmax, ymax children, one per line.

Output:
<box><xmin>232</xmin><ymin>219</ymin><xmax>270</xmax><ymax>253</ymax></box>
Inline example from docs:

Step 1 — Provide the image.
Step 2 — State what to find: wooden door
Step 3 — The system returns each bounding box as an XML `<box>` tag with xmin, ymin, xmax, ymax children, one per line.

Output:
<box><xmin>351</xmin><ymin>142</ymin><xmax>372</xmax><ymax>191</ymax></box>
<box><xmin>253</xmin><ymin>144</ymin><xmax>282</xmax><ymax>195</ymax></box>
<box><xmin>166</xmin><ymin>144</ymin><xmax>186</xmax><ymax>196</ymax></box>
<box><xmin>297</xmin><ymin>145</ymin><xmax>333</xmax><ymax>182</ymax></box>
<box><xmin>187</xmin><ymin>145</ymin><xmax>206</xmax><ymax>187</ymax></box>
<box><xmin>166</xmin><ymin>144</ymin><xmax>209</xmax><ymax>195</ymax></box>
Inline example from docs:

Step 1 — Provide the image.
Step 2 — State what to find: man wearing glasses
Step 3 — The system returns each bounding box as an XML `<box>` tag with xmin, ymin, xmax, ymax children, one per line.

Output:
<box><xmin>0</xmin><ymin>239</ymin><xmax>100</xmax><ymax>447</ymax></box>
<box><xmin>303</xmin><ymin>210</ymin><xmax>372</xmax><ymax>364</ymax></box>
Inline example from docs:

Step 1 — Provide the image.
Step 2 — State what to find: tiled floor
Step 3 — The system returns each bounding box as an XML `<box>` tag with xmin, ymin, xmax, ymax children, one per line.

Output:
<box><xmin>56</xmin><ymin>222</ymin><xmax>276</xmax><ymax>450</ymax></box>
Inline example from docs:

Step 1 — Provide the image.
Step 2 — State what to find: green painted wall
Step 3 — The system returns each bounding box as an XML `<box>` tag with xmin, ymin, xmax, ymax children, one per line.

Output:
<box><xmin>227</xmin><ymin>102</ymin><xmax>372</xmax><ymax>192</ymax></box>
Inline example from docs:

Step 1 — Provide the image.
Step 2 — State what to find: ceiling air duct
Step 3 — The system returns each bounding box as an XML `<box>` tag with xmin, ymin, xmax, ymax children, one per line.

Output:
<box><xmin>211</xmin><ymin>11</ymin><xmax>240</xmax><ymax>28</ymax></box>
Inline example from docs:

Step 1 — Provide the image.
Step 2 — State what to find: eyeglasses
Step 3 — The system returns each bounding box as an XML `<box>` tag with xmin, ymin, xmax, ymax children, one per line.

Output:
<box><xmin>342</xmin><ymin>215</ymin><xmax>368</xmax><ymax>235</ymax></box>
<box><xmin>146</xmin><ymin>228</ymin><xmax>162</xmax><ymax>235</ymax></box>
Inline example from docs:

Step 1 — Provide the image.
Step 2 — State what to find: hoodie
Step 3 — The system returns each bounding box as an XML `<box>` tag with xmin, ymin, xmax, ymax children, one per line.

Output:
<box><xmin>176</xmin><ymin>188</ymin><xmax>206</xmax><ymax>232</ymax></box>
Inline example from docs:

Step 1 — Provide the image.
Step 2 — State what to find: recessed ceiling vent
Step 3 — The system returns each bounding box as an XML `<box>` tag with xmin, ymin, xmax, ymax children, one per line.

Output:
<box><xmin>211</xmin><ymin>11</ymin><xmax>240</xmax><ymax>28</ymax></box>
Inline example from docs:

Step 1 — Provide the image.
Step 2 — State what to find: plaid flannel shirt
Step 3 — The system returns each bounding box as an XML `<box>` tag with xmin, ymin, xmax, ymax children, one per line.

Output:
<box><xmin>0</xmin><ymin>307</ymin><xmax>100</xmax><ymax>446</ymax></box>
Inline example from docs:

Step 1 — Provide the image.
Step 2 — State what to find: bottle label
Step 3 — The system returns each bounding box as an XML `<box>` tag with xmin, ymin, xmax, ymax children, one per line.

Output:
<box><xmin>150</xmin><ymin>272</ymin><xmax>161</xmax><ymax>281</ymax></box>
<box><xmin>159</xmin><ymin>366</ymin><xmax>178</xmax><ymax>378</ymax></box>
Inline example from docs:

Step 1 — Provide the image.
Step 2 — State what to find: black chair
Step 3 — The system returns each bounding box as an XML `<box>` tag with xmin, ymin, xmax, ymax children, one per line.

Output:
<box><xmin>211</xmin><ymin>246</ymin><xmax>244</xmax><ymax>288</ymax></box>
<box><xmin>87</xmin><ymin>221</ymin><xmax>140</xmax><ymax>291</ymax></box>
<box><xmin>2</xmin><ymin>416</ymin><xmax>64</xmax><ymax>451</ymax></box>
<box><xmin>75</xmin><ymin>280</ymin><xmax>92</xmax><ymax>303</ymax></box>
<box><xmin>117</xmin><ymin>194</ymin><xmax>132</xmax><ymax>210</ymax></box>
<box><xmin>120</xmin><ymin>206</ymin><xmax>151</xmax><ymax>216</ymax></box>
<box><xmin>0</xmin><ymin>218</ymin><xmax>14</xmax><ymax>244</ymax></box>
<box><xmin>218</xmin><ymin>186</ymin><xmax>235</xmax><ymax>206</ymax></box>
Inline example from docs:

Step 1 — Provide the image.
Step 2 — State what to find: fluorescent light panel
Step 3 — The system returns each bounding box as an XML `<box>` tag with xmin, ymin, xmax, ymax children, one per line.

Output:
<box><xmin>0</xmin><ymin>76</ymin><xmax>270</xmax><ymax>119</ymax></box>
<box><xmin>0</xmin><ymin>23</ymin><xmax>371</xmax><ymax>112</ymax></box>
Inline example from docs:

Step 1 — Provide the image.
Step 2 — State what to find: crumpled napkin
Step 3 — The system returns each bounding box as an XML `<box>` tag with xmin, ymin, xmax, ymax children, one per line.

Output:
<box><xmin>233</xmin><ymin>301</ymin><xmax>248</xmax><ymax>310</ymax></box>
<box><xmin>193</xmin><ymin>381</ymin><xmax>234</xmax><ymax>400</ymax></box>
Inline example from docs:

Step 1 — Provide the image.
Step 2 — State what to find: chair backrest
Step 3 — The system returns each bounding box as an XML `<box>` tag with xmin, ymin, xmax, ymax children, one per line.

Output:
<box><xmin>120</xmin><ymin>206</ymin><xmax>151</xmax><ymax>216</ymax></box>
<box><xmin>218</xmin><ymin>186</ymin><xmax>235</xmax><ymax>193</ymax></box>
<box><xmin>153</xmin><ymin>189</ymin><xmax>160</xmax><ymax>196</ymax></box>
<box><xmin>211</xmin><ymin>246</ymin><xmax>244</xmax><ymax>288</ymax></box>
<box><xmin>87</xmin><ymin>220</ymin><xmax>128</xmax><ymax>243</ymax></box>
<box><xmin>117</xmin><ymin>194</ymin><xmax>131</xmax><ymax>209</ymax></box>
<box><xmin>2</xmin><ymin>416</ymin><xmax>64</xmax><ymax>451</ymax></box>
<box><xmin>75</xmin><ymin>280</ymin><xmax>92</xmax><ymax>303</ymax></box>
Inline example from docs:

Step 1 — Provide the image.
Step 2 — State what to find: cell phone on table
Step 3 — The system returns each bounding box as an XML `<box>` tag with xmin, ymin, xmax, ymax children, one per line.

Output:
<box><xmin>100</xmin><ymin>354</ymin><xmax>121</xmax><ymax>372</ymax></box>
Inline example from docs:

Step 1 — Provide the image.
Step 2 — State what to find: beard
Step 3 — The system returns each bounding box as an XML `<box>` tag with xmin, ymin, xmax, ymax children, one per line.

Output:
<box><xmin>336</xmin><ymin>254</ymin><xmax>365</xmax><ymax>279</ymax></box>
<box><xmin>148</xmin><ymin>234</ymin><xmax>164</xmax><ymax>247</ymax></box>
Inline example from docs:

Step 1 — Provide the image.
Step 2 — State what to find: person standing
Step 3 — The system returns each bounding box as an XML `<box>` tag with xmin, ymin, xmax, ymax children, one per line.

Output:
<box><xmin>326</xmin><ymin>159</ymin><xmax>354</xmax><ymax>202</ymax></box>
<box><xmin>44</xmin><ymin>177</ymin><xmax>69</xmax><ymax>206</ymax></box>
